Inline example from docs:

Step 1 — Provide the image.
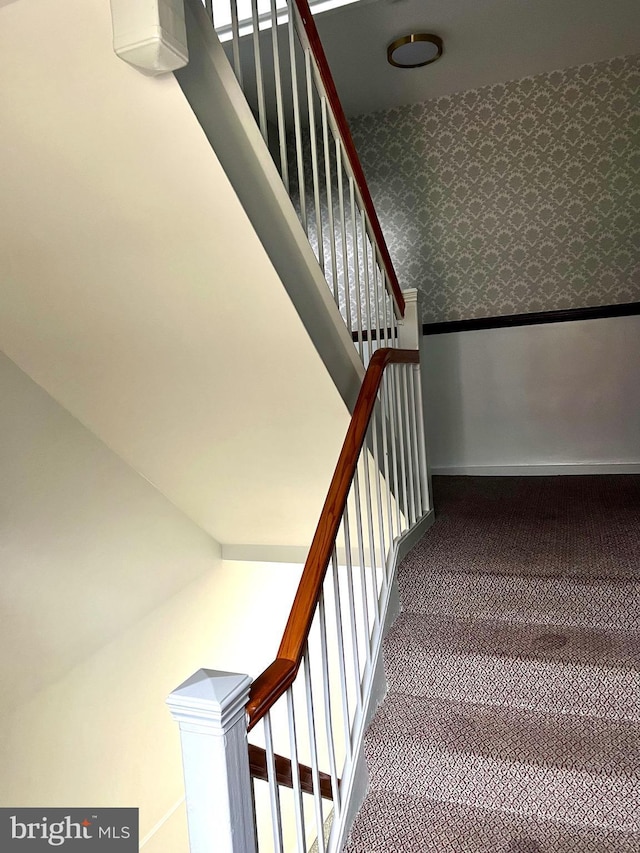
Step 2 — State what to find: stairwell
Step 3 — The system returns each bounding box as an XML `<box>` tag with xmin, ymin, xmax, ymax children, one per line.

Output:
<box><xmin>345</xmin><ymin>475</ymin><xmax>640</xmax><ymax>852</ymax></box>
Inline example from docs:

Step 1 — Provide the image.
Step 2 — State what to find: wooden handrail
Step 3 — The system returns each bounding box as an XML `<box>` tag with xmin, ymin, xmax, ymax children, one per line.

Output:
<box><xmin>293</xmin><ymin>0</ymin><xmax>405</xmax><ymax>319</ymax></box>
<box><xmin>247</xmin><ymin>348</ymin><xmax>419</xmax><ymax>729</ymax></box>
<box><xmin>248</xmin><ymin>744</ymin><xmax>335</xmax><ymax>800</ymax></box>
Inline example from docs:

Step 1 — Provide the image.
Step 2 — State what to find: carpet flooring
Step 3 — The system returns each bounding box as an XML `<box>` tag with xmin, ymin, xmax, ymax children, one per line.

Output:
<box><xmin>344</xmin><ymin>475</ymin><xmax>640</xmax><ymax>852</ymax></box>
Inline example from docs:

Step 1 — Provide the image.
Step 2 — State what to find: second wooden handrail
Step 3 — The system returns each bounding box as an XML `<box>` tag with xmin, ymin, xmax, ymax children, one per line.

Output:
<box><xmin>247</xmin><ymin>348</ymin><xmax>419</xmax><ymax>729</ymax></box>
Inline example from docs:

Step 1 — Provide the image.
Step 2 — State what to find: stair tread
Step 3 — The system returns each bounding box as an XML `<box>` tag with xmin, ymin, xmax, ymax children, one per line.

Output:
<box><xmin>383</xmin><ymin>611</ymin><xmax>640</xmax><ymax>721</ymax></box>
<box><xmin>397</xmin><ymin>570</ymin><xmax>640</xmax><ymax>632</ymax></box>
<box><xmin>385</xmin><ymin>611</ymin><xmax>640</xmax><ymax>674</ymax></box>
<box><xmin>362</xmin><ymin>693</ymin><xmax>640</xmax><ymax>831</ymax></box>
<box><xmin>344</xmin><ymin>791</ymin><xmax>640</xmax><ymax>853</ymax></box>
<box><xmin>366</xmin><ymin>693</ymin><xmax>640</xmax><ymax>780</ymax></box>
<box><xmin>399</xmin><ymin>475</ymin><xmax>640</xmax><ymax>581</ymax></box>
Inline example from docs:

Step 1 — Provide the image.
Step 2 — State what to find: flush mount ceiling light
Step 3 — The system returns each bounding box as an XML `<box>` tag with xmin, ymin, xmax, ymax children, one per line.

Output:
<box><xmin>387</xmin><ymin>33</ymin><xmax>443</xmax><ymax>68</ymax></box>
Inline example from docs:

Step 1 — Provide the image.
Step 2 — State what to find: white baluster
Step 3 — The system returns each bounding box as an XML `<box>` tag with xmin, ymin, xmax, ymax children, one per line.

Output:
<box><xmin>286</xmin><ymin>686</ymin><xmax>307</xmax><ymax>852</ymax></box>
<box><xmin>401</xmin><ymin>365</ymin><xmax>417</xmax><ymax>526</ymax></box>
<box><xmin>352</xmin><ymin>463</ymin><xmax>372</xmax><ymax>660</ymax></box>
<box><xmin>264</xmin><ymin>711</ymin><xmax>285</xmax><ymax>853</ymax></box>
<box><xmin>349</xmin><ymin>177</ymin><xmax>364</xmax><ymax>358</ymax></box>
<box><xmin>250</xmin><ymin>0</ymin><xmax>268</xmax><ymax>141</ymax></box>
<box><xmin>369</xmin><ymin>413</ymin><xmax>388</xmax><ymax>603</ymax></box>
<box><xmin>318</xmin><ymin>590</ymin><xmax>341</xmax><ymax>813</ymax></box>
<box><xmin>229</xmin><ymin>0</ymin><xmax>243</xmax><ymax>85</ymax></box>
<box><xmin>360</xmin><ymin>214</ymin><xmax>374</xmax><ymax>359</ymax></box>
<box><xmin>414</xmin><ymin>361</ymin><xmax>433</xmax><ymax>513</ymax></box>
<box><xmin>321</xmin><ymin>98</ymin><xmax>339</xmax><ymax>305</ymax></box>
<box><xmin>303</xmin><ymin>646</ymin><xmax>326</xmax><ymax>853</ymax></box>
<box><xmin>342</xmin><ymin>504</ymin><xmax>363</xmax><ymax>713</ymax></box>
<box><xmin>331</xmin><ymin>548</ymin><xmax>352</xmax><ymax>755</ymax></box>
<box><xmin>287</xmin><ymin>0</ymin><xmax>307</xmax><ymax>233</ymax></box>
<box><xmin>391</xmin><ymin>364</ymin><xmax>409</xmax><ymax>530</ymax></box>
<box><xmin>305</xmin><ymin>50</ymin><xmax>324</xmax><ymax>272</ymax></box>
<box><xmin>408</xmin><ymin>365</ymin><xmax>423</xmax><ymax>517</ymax></box>
<box><xmin>336</xmin><ymin>143</ymin><xmax>352</xmax><ymax>333</ymax></box>
<box><xmin>270</xmin><ymin>0</ymin><xmax>289</xmax><ymax>191</ymax></box>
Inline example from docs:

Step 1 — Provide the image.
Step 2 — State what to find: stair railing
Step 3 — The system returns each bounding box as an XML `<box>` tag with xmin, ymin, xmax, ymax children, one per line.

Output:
<box><xmin>168</xmin><ymin>345</ymin><xmax>433</xmax><ymax>852</ymax></box>
<box><xmin>199</xmin><ymin>0</ymin><xmax>404</xmax><ymax>361</ymax></box>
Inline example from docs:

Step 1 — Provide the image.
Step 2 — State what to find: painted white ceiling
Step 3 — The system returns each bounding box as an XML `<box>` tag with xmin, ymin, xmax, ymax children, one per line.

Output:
<box><xmin>0</xmin><ymin>0</ymin><xmax>350</xmax><ymax>548</ymax></box>
<box><xmin>315</xmin><ymin>0</ymin><xmax>640</xmax><ymax>116</ymax></box>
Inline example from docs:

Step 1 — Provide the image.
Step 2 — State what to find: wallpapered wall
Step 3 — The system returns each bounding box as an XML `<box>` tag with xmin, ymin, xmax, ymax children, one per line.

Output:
<box><xmin>349</xmin><ymin>54</ymin><xmax>640</xmax><ymax>324</ymax></box>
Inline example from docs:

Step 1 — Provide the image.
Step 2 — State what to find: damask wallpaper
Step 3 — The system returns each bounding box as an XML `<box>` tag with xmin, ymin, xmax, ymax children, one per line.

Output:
<box><xmin>349</xmin><ymin>54</ymin><xmax>640</xmax><ymax>323</ymax></box>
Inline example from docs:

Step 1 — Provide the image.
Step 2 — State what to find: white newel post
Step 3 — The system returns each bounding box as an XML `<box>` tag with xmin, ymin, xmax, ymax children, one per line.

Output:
<box><xmin>398</xmin><ymin>288</ymin><xmax>433</xmax><ymax>512</ymax></box>
<box><xmin>397</xmin><ymin>288</ymin><xmax>420</xmax><ymax>351</ymax></box>
<box><xmin>167</xmin><ymin>669</ymin><xmax>257</xmax><ymax>853</ymax></box>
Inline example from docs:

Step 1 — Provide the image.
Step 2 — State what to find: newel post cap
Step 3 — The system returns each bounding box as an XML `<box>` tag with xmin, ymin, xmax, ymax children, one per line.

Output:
<box><xmin>402</xmin><ymin>288</ymin><xmax>419</xmax><ymax>307</ymax></box>
<box><xmin>167</xmin><ymin>668</ymin><xmax>252</xmax><ymax>732</ymax></box>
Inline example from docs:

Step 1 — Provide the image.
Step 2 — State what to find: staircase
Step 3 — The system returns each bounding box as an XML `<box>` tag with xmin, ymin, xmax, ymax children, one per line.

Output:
<box><xmin>345</xmin><ymin>475</ymin><xmax>640</xmax><ymax>852</ymax></box>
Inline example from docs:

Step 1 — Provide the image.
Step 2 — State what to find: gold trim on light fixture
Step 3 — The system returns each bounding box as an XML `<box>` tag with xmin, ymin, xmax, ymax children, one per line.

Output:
<box><xmin>387</xmin><ymin>33</ymin><xmax>443</xmax><ymax>68</ymax></box>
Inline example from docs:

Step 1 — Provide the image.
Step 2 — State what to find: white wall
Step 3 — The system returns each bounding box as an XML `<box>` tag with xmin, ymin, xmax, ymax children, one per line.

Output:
<box><xmin>422</xmin><ymin>314</ymin><xmax>640</xmax><ymax>474</ymax></box>
<box><xmin>0</xmin><ymin>0</ymin><xmax>350</xmax><ymax>550</ymax></box>
<box><xmin>0</xmin><ymin>351</ymin><xmax>302</xmax><ymax>849</ymax></box>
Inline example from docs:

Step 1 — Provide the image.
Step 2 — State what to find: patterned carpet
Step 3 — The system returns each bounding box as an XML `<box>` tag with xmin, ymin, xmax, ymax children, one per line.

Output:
<box><xmin>344</xmin><ymin>475</ymin><xmax>640</xmax><ymax>852</ymax></box>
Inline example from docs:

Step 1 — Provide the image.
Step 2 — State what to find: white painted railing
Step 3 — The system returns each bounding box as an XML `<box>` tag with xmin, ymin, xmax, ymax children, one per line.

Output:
<box><xmin>168</xmin><ymin>295</ymin><xmax>433</xmax><ymax>852</ymax></box>
<box><xmin>199</xmin><ymin>0</ymin><xmax>405</xmax><ymax>362</ymax></box>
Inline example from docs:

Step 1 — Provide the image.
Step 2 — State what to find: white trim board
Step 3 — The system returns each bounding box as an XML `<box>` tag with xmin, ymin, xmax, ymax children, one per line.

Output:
<box><xmin>222</xmin><ymin>537</ymin><xmax>423</xmax><ymax>564</ymax></box>
<box><xmin>222</xmin><ymin>543</ymin><xmax>309</xmax><ymax>564</ymax></box>
<box><xmin>432</xmin><ymin>464</ymin><xmax>640</xmax><ymax>476</ymax></box>
<box><xmin>139</xmin><ymin>797</ymin><xmax>185</xmax><ymax>848</ymax></box>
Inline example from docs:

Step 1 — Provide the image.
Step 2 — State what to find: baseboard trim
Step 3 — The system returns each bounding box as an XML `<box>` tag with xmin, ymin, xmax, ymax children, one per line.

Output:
<box><xmin>432</xmin><ymin>463</ymin><xmax>640</xmax><ymax>476</ymax></box>
<box><xmin>396</xmin><ymin>508</ymin><xmax>436</xmax><ymax>555</ymax></box>
<box><xmin>139</xmin><ymin>797</ymin><xmax>184</xmax><ymax>849</ymax></box>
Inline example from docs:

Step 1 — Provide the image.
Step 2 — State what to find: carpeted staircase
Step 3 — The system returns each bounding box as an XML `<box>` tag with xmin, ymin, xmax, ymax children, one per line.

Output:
<box><xmin>344</xmin><ymin>476</ymin><xmax>640</xmax><ymax>852</ymax></box>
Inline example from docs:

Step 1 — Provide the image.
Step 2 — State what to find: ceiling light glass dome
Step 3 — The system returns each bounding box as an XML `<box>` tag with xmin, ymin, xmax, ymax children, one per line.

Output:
<box><xmin>387</xmin><ymin>34</ymin><xmax>443</xmax><ymax>68</ymax></box>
